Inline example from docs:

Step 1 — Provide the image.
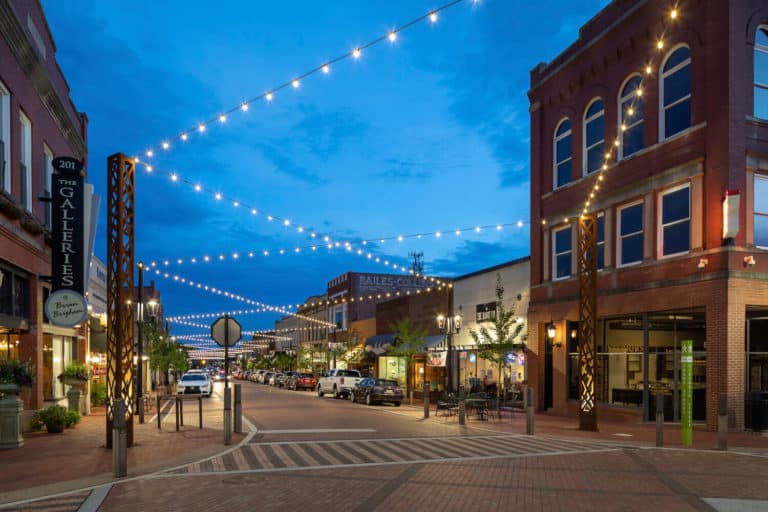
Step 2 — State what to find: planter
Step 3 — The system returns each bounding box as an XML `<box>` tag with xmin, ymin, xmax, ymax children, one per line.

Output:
<box><xmin>45</xmin><ymin>422</ymin><xmax>65</xmax><ymax>434</ymax></box>
<box><xmin>61</xmin><ymin>377</ymin><xmax>87</xmax><ymax>388</ymax></box>
<box><xmin>0</xmin><ymin>191</ymin><xmax>22</xmax><ymax>220</ymax></box>
<box><xmin>0</xmin><ymin>383</ymin><xmax>24</xmax><ymax>448</ymax></box>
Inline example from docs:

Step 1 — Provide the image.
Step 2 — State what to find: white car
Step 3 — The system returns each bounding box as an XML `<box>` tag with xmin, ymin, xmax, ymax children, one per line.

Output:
<box><xmin>177</xmin><ymin>372</ymin><xmax>212</xmax><ymax>396</ymax></box>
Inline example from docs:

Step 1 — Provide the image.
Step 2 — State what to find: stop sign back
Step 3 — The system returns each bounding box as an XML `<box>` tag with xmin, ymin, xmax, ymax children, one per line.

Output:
<box><xmin>211</xmin><ymin>315</ymin><xmax>242</xmax><ymax>347</ymax></box>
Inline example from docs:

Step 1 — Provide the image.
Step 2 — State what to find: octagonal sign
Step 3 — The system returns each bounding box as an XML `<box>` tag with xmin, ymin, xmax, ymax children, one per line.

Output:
<box><xmin>211</xmin><ymin>315</ymin><xmax>242</xmax><ymax>347</ymax></box>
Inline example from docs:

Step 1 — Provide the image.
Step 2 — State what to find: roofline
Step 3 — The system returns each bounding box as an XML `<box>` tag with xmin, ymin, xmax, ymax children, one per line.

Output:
<box><xmin>452</xmin><ymin>256</ymin><xmax>531</xmax><ymax>282</ymax></box>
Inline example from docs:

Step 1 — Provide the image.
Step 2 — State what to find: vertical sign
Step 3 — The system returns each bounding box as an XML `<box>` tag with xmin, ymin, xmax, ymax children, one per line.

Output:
<box><xmin>681</xmin><ymin>339</ymin><xmax>693</xmax><ymax>446</ymax></box>
<box><xmin>51</xmin><ymin>157</ymin><xmax>85</xmax><ymax>295</ymax></box>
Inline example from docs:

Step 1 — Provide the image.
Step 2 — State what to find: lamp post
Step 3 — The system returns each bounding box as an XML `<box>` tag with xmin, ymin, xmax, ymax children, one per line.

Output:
<box><xmin>436</xmin><ymin>312</ymin><xmax>462</xmax><ymax>393</ymax></box>
<box><xmin>136</xmin><ymin>262</ymin><xmax>159</xmax><ymax>424</ymax></box>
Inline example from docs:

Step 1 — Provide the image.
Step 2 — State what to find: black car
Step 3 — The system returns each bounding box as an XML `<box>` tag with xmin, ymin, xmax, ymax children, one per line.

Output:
<box><xmin>350</xmin><ymin>378</ymin><xmax>403</xmax><ymax>406</ymax></box>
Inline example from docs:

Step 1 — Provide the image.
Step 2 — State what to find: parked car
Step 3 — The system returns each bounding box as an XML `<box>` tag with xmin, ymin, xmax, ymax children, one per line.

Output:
<box><xmin>177</xmin><ymin>372</ymin><xmax>212</xmax><ymax>396</ymax></box>
<box><xmin>278</xmin><ymin>371</ymin><xmax>299</xmax><ymax>387</ymax></box>
<box><xmin>251</xmin><ymin>370</ymin><xmax>265</xmax><ymax>383</ymax></box>
<box><xmin>269</xmin><ymin>373</ymin><xmax>283</xmax><ymax>386</ymax></box>
<box><xmin>262</xmin><ymin>371</ymin><xmax>275</xmax><ymax>385</ymax></box>
<box><xmin>350</xmin><ymin>378</ymin><xmax>402</xmax><ymax>406</ymax></box>
<box><xmin>287</xmin><ymin>373</ymin><xmax>316</xmax><ymax>391</ymax></box>
<box><xmin>317</xmin><ymin>369</ymin><xmax>363</xmax><ymax>398</ymax></box>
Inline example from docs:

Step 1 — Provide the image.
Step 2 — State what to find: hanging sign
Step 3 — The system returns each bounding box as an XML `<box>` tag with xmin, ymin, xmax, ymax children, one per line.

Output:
<box><xmin>44</xmin><ymin>289</ymin><xmax>88</xmax><ymax>327</ymax></box>
<box><xmin>51</xmin><ymin>157</ymin><xmax>85</xmax><ymax>295</ymax></box>
<box><xmin>681</xmin><ymin>339</ymin><xmax>693</xmax><ymax>446</ymax></box>
<box><xmin>427</xmin><ymin>351</ymin><xmax>447</xmax><ymax>367</ymax></box>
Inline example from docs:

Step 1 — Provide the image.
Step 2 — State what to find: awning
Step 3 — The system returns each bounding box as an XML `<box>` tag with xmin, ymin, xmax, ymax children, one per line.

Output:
<box><xmin>364</xmin><ymin>333</ymin><xmax>395</xmax><ymax>355</ymax></box>
<box><xmin>425</xmin><ymin>335</ymin><xmax>448</xmax><ymax>350</ymax></box>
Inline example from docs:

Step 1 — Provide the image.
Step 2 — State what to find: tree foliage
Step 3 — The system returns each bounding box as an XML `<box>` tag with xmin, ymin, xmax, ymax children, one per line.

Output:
<box><xmin>468</xmin><ymin>274</ymin><xmax>527</xmax><ymax>390</ymax></box>
<box><xmin>144</xmin><ymin>322</ymin><xmax>188</xmax><ymax>383</ymax></box>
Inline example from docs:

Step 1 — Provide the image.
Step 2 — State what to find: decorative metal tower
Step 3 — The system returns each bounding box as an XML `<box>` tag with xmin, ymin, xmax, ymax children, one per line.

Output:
<box><xmin>577</xmin><ymin>215</ymin><xmax>598</xmax><ymax>431</ymax></box>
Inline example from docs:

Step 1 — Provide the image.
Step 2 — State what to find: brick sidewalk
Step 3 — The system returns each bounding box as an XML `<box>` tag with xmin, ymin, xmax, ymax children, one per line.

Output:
<box><xmin>0</xmin><ymin>396</ymin><xmax>246</xmax><ymax>505</ymax></box>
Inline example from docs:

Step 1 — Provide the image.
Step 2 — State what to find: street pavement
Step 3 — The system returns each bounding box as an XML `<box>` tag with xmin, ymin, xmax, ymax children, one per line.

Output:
<box><xmin>2</xmin><ymin>380</ymin><xmax>767</xmax><ymax>511</ymax></box>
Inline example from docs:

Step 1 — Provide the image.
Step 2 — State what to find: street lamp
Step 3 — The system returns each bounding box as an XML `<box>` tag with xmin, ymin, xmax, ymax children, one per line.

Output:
<box><xmin>136</xmin><ymin>262</ymin><xmax>159</xmax><ymax>424</ymax></box>
<box><xmin>436</xmin><ymin>312</ymin><xmax>462</xmax><ymax>392</ymax></box>
<box><xmin>546</xmin><ymin>320</ymin><xmax>561</xmax><ymax>348</ymax></box>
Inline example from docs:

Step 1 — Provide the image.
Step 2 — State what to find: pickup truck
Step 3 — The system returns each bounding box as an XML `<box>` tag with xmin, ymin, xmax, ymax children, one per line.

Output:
<box><xmin>317</xmin><ymin>369</ymin><xmax>363</xmax><ymax>398</ymax></box>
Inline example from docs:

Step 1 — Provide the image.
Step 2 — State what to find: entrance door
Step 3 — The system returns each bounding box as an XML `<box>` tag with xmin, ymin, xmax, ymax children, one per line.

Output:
<box><xmin>544</xmin><ymin>338</ymin><xmax>553</xmax><ymax>409</ymax></box>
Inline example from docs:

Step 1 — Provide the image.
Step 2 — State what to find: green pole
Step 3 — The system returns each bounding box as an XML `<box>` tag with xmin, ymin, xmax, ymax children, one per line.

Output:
<box><xmin>681</xmin><ymin>340</ymin><xmax>693</xmax><ymax>446</ymax></box>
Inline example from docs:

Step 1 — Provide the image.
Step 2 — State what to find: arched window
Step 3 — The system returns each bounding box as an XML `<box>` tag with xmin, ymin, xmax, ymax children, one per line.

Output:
<box><xmin>755</xmin><ymin>25</ymin><xmax>768</xmax><ymax>119</ymax></box>
<box><xmin>619</xmin><ymin>75</ymin><xmax>644</xmax><ymax>159</ymax></box>
<box><xmin>554</xmin><ymin>119</ymin><xmax>572</xmax><ymax>188</ymax></box>
<box><xmin>583</xmin><ymin>99</ymin><xmax>604</xmax><ymax>175</ymax></box>
<box><xmin>661</xmin><ymin>46</ymin><xmax>692</xmax><ymax>139</ymax></box>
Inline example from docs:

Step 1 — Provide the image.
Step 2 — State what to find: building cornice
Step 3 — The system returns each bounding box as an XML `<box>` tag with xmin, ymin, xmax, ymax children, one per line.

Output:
<box><xmin>0</xmin><ymin>1</ymin><xmax>86</xmax><ymax>159</ymax></box>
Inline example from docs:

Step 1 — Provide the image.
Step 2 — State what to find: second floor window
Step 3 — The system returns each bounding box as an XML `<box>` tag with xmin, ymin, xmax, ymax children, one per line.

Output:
<box><xmin>19</xmin><ymin>112</ymin><xmax>32</xmax><ymax>210</ymax></box>
<box><xmin>554</xmin><ymin>119</ymin><xmax>572</xmax><ymax>189</ymax></box>
<box><xmin>618</xmin><ymin>202</ymin><xmax>644</xmax><ymax>266</ymax></box>
<box><xmin>584</xmin><ymin>99</ymin><xmax>605</xmax><ymax>175</ymax></box>
<box><xmin>0</xmin><ymin>80</ymin><xmax>9</xmax><ymax>193</ymax></box>
<box><xmin>660</xmin><ymin>184</ymin><xmax>690</xmax><ymax>256</ymax></box>
<box><xmin>661</xmin><ymin>46</ymin><xmax>692</xmax><ymax>139</ymax></box>
<box><xmin>756</xmin><ymin>174</ymin><xmax>768</xmax><ymax>248</ymax></box>
<box><xmin>619</xmin><ymin>76</ymin><xmax>644</xmax><ymax>159</ymax></box>
<box><xmin>43</xmin><ymin>146</ymin><xmax>53</xmax><ymax>228</ymax></box>
<box><xmin>756</xmin><ymin>26</ymin><xmax>768</xmax><ymax>120</ymax></box>
<box><xmin>597</xmin><ymin>214</ymin><xmax>605</xmax><ymax>270</ymax></box>
<box><xmin>553</xmin><ymin>225</ymin><xmax>572</xmax><ymax>280</ymax></box>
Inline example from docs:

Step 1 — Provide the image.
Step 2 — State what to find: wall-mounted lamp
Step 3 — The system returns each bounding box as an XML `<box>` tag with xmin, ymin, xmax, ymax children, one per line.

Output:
<box><xmin>698</xmin><ymin>258</ymin><xmax>708</xmax><ymax>269</ymax></box>
<box><xmin>744</xmin><ymin>255</ymin><xmax>756</xmax><ymax>267</ymax></box>
<box><xmin>546</xmin><ymin>320</ymin><xmax>556</xmax><ymax>340</ymax></box>
<box><xmin>570</xmin><ymin>328</ymin><xmax>578</xmax><ymax>340</ymax></box>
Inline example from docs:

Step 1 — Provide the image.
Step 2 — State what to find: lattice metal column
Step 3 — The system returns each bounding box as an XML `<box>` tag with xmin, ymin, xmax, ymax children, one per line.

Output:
<box><xmin>106</xmin><ymin>153</ymin><xmax>135</xmax><ymax>448</ymax></box>
<box><xmin>578</xmin><ymin>215</ymin><xmax>598</xmax><ymax>431</ymax></box>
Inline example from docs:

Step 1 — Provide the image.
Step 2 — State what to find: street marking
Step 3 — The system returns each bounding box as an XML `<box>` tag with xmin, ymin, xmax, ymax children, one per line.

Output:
<box><xmin>255</xmin><ymin>428</ymin><xmax>377</xmax><ymax>434</ymax></box>
<box><xmin>77</xmin><ymin>484</ymin><xmax>112</xmax><ymax>512</ymax></box>
<box><xmin>703</xmin><ymin>498</ymin><xmax>768</xmax><ymax>511</ymax></box>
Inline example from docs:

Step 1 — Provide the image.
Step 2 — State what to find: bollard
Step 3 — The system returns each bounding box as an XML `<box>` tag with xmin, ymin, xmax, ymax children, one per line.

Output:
<box><xmin>423</xmin><ymin>381</ymin><xmax>430</xmax><ymax>419</ymax></box>
<box><xmin>224</xmin><ymin>387</ymin><xmax>232</xmax><ymax>445</ymax></box>
<box><xmin>655</xmin><ymin>394</ymin><xmax>664</xmax><ymax>447</ymax></box>
<box><xmin>458</xmin><ymin>385</ymin><xmax>466</xmax><ymax>426</ymax></box>
<box><xmin>156</xmin><ymin>395</ymin><xmax>161</xmax><ymax>430</ymax></box>
<box><xmin>526</xmin><ymin>387</ymin><xmax>535</xmax><ymax>435</ymax></box>
<box><xmin>112</xmin><ymin>399</ymin><xmax>127</xmax><ymax>477</ymax></box>
<box><xmin>234</xmin><ymin>384</ymin><xmax>242</xmax><ymax>433</ymax></box>
<box><xmin>198</xmin><ymin>396</ymin><xmax>203</xmax><ymax>429</ymax></box>
<box><xmin>175</xmin><ymin>396</ymin><xmax>180</xmax><ymax>432</ymax></box>
<box><xmin>718</xmin><ymin>393</ymin><xmax>728</xmax><ymax>451</ymax></box>
<box><xmin>179</xmin><ymin>397</ymin><xmax>184</xmax><ymax>427</ymax></box>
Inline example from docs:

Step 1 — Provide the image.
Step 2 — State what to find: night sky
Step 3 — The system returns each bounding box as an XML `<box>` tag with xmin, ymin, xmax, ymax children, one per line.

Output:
<box><xmin>41</xmin><ymin>0</ymin><xmax>605</xmax><ymax>341</ymax></box>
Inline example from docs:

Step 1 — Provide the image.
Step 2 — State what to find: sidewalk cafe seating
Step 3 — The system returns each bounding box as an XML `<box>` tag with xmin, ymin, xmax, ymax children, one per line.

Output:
<box><xmin>435</xmin><ymin>393</ymin><xmax>458</xmax><ymax>416</ymax></box>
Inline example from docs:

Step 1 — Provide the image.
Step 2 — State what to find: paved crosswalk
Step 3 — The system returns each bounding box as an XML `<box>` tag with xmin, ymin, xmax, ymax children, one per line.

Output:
<box><xmin>167</xmin><ymin>434</ymin><xmax>621</xmax><ymax>475</ymax></box>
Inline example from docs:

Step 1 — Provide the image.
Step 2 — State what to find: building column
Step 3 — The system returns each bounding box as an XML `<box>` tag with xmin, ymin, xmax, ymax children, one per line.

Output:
<box><xmin>19</xmin><ymin>275</ymin><xmax>44</xmax><ymax>410</ymax></box>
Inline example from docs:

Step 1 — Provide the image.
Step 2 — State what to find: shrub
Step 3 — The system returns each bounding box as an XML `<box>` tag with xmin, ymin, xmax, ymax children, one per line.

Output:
<box><xmin>31</xmin><ymin>405</ymin><xmax>69</xmax><ymax>433</ymax></box>
<box><xmin>0</xmin><ymin>359</ymin><xmax>35</xmax><ymax>387</ymax></box>
<box><xmin>64</xmin><ymin>410</ymin><xmax>81</xmax><ymax>428</ymax></box>
<box><xmin>90</xmin><ymin>382</ymin><xmax>107</xmax><ymax>407</ymax></box>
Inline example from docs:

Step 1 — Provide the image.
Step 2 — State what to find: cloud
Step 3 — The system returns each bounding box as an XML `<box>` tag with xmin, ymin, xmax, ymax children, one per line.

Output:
<box><xmin>370</xmin><ymin>159</ymin><xmax>432</xmax><ymax>182</ymax></box>
<box><xmin>427</xmin><ymin>240</ymin><xmax>529</xmax><ymax>277</ymax></box>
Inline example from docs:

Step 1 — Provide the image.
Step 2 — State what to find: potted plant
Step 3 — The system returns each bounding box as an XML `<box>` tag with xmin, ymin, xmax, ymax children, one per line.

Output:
<box><xmin>0</xmin><ymin>359</ymin><xmax>34</xmax><ymax>448</ymax></box>
<box><xmin>58</xmin><ymin>362</ymin><xmax>89</xmax><ymax>388</ymax></box>
<box><xmin>30</xmin><ymin>405</ymin><xmax>70</xmax><ymax>434</ymax></box>
<box><xmin>0</xmin><ymin>359</ymin><xmax>35</xmax><ymax>391</ymax></box>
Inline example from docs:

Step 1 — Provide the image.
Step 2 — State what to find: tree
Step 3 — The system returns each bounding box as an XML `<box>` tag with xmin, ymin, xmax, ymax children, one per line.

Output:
<box><xmin>145</xmin><ymin>322</ymin><xmax>189</xmax><ymax>388</ymax></box>
<box><xmin>390</xmin><ymin>318</ymin><xmax>428</xmax><ymax>400</ymax></box>
<box><xmin>468</xmin><ymin>274</ymin><xmax>527</xmax><ymax>403</ymax></box>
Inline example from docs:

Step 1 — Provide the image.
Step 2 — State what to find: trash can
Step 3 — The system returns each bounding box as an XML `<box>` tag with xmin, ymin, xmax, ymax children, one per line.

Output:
<box><xmin>746</xmin><ymin>391</ymin><xmax>768</xmax><ymax>431</ymax></box>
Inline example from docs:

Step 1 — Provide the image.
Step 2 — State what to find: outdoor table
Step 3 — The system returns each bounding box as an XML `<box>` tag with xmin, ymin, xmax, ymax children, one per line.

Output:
<box><xmin>465</xmin><ymin>398</ymin><xmax>489</xmax><ymax>420</ymax></box>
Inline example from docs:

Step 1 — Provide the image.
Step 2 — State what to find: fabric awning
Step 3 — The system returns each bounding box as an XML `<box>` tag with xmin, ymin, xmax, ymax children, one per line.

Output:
<box><xmin>364</xmin><ymin>333</ymin><xmax>395</xmax><ymax>355</ymax></box>
<box><xmin>424</xmin><ymin>335</ymin><xmax>448</xmax><ymax>350</ymax></box>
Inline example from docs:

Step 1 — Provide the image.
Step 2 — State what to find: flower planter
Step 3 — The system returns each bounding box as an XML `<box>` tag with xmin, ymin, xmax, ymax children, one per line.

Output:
<box><xmin>61</xmin><ymin>377</ymin><xmax>87</xmax><ymax>388</ymax></box>
<box><xmin>45</xmin><ymin>422</ymin><xmax>65</xmax><ymax>434</ymax></box>
<box><xmin>0</xmin><ymin>383</ymin><xmax>24</xmax><ymax>448</ymax></box>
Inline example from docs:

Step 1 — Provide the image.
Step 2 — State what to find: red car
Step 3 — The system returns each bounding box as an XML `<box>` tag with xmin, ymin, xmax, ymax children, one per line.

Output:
<box><xmin>287</xmin><ymin>373</ymin><xmax>316</xmax><ymax>391</ymax></box>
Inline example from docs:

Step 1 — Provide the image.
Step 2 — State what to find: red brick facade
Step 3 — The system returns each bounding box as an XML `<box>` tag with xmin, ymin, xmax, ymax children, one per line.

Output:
<box><xmin>528</xmin><ymin>0</ymin><xmax>768</xmax><ymax>430</ymax></box>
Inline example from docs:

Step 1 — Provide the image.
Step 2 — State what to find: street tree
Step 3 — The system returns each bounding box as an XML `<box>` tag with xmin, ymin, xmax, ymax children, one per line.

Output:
<box><xmin>144</xmin><ymin>322</ymin><xmax>189</xmax><ymax>390</ymax></box>
<box><xmin>468</xmin><ymin>274</ymin><xmax>527</xmax><ymax>407</ymax></box>
<box><xmin>390</xmin><ymin>318</ymin><xmax>428</xmax><ymax>402</ymax></box>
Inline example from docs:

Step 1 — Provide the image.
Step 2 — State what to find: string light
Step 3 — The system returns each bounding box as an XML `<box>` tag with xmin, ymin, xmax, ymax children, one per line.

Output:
<box><xmin>136</xmin><ymin>0</ymin><xmax>471</xmax><ymax>159</ymax></box>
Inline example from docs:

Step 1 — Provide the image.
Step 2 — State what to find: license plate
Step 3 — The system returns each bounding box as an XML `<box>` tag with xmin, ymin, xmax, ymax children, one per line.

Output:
<box><xmin>384</xmin><ymin>390</ymin><xmax>394</xmax><ymax>394</ymax></box>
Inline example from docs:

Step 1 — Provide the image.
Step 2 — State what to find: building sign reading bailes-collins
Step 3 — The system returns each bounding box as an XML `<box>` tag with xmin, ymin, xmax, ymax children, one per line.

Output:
<box><xmin>44</xmin><ymin>156</ymin><xmax>88</xmax><ymax>327</ymax></box>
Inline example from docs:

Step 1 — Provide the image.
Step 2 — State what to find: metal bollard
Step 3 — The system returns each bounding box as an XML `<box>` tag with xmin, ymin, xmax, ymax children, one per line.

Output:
<box><xmin>718</xmin><ymin>393</ymin><xmax>728</xmax><ymax>451</ymax></box>
<box><xmin>423</xmin><ymin>381</ymin><xmax>430</xmax><ymax>419</ymax></box>
<box><xmin>458</xmin><ymin>385</ymin><xmax>466</xmax><ymax>426</ymax></box>
<box><xmin>175</xmin><ymin>397</ymin><xmax>180</xmax><ymax>432</ymax></box>
<box><xmin>198</xmin><ymin>396</ymin><xmax>203</xmax><ymax>429</ymax></box>
<box><xmin>224</xmin><ymin>387</ymin><xmax>232</xmax><ymax>445</ymax></box>
<box><xmin>655</xmin><ymin>394</ymin><xmax>664</xmax><ymax>447</ymax></box>
<box><xmin>526</xmin><ymin>387</ymin><xmax>535</xmax><ymax>435</ymax></box>
<box><xmin>156</xmin><ymin>395</ymin><xmax>161</xmax><ymax>430</ymax></box>
<box><xmin>234</xmin><ymin>384</ymin><xmax>242</xmax><ymax>433</ymax></box>
<box><xmin>179</xmin><ymin>397</ymin><xmax>184</xmax><ymax>427</ymax></box>
<box><xmin>112</xmin><ymin>399</ymin><xmax>127</xmax><ymax>477</ymax></box>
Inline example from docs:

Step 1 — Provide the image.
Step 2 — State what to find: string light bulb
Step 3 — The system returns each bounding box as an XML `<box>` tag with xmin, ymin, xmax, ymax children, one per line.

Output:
<box><xmin>657</xmin><ymin>39</ymin><xmax>664</xmax><ymax>50</ymax></box>
<box><xmin>670</xmin><ymin>8</ymin><xmax>678</xmax><ymax>19</ymax></box>
<box><xmin>162</xmin><ymin>141</ymin><xmax>170</xmax><ymax>150</ymax></box>
<box><xmin>429</xmin><ymin>11</ymin><xmax>438</xmax><ymax>23</ymax></box>
<box><xmin>388</xmin><ymin>31</ymin><xmax>397</xmax><ymax>42</ymax></box>
<box><xmin>146</xmin><ymin>149</ymin><xmax>154</xmax><ymax>157</ymax></box>
<box><xmin>219</xmin><ymin>114</ymin><xmax>227</xmax><ymax>123</ymax></box>
<box><xmin>241</xmin><ymin>102</ymin><xmax>249</xmax><ymax>111</ymax></box>
<box><xmin>198</xmin><ymin>123</ymin><xmax>206</xmax><ymax>132</ymax></box>
<box><xmin>181</xmin><ymin>133</ymin><xmax>188</xmax><ymax>141</ymax></box>
<box><xmin>292</xmin><ymin>79</ymin><xmax>300</xmax><ymax>89</ymax></box>
<box><xmin>322</xmin><ymin>64</ymin><xmax>330</xmax><ymax>74</ymax></box>
<box><xmin>266</xmin><ymin>92</ymin><xmax>274</xmax><ymax>101</ymax></box>
<box><xmin>352</xmin><ymin>48</ymin><xmax>361</xmax><ymax>59</ymax></box>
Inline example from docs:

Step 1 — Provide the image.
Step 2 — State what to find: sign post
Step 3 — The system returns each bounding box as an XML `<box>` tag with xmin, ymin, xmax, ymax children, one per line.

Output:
<box><xmin>681</xmin><ymin>340</ymin><xmax>693</xmax><ymax>446</ymax></box>
<box><xmin>211</xmin><ymin>315</ymin><xmax>241</xmax><ymax>445</ymax></box>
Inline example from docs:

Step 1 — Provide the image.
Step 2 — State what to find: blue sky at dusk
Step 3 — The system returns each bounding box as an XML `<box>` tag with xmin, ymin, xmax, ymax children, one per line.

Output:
<box><xmin>42</xmin><ymin>0</ymin><xmax>606</xmax><ymax>338</ymax></box>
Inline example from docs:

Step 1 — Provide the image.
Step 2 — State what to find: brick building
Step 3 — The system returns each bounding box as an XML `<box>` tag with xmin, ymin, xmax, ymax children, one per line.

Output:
<box><xmin>527</xmin><ymin>0</ymin><xmax>768</xmax><ymax>430</ymax></box>
<box><xmin>0</xmin><ymin>1</ymin><xmax>88</xmax><ymax>410</ymax></box>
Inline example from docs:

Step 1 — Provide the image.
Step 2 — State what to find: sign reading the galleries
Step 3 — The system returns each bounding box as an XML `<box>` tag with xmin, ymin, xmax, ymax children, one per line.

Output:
<box><xmin>51</xmin><ymin>157</ymin><xmax>85</xmax><ymax>296</ymax></box>
<box><xmin>45</xmin><ymin>289</ymin><xmax>88</xmax><ymax>327</ymax></box>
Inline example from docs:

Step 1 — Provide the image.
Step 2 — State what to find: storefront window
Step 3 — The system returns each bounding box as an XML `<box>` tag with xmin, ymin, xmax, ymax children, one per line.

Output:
<box><xmin>378</xmin><ymin>356</ymin><xmax>406</xmax><ymax>388</ymax></box>
<box><xmin>43</xmin><ymin>334</ymin><xmax>77</xmax><ymax>400</ymax></box>
<box><xmin>747</xmin><ymin>313</ymin><xmax>768</xmax><ymax>392</ymax></box>
<box><xmin>0</xmin><ymin>334</ymin><xmax>19</xmax><ymax>360</ymax></box>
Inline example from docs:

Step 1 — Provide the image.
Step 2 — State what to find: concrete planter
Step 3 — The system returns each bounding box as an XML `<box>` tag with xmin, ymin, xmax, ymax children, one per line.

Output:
<box><xmin>0</xmin><ymin>384</ymin><xmax>24</xmax><ymax>448</ymax></box>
